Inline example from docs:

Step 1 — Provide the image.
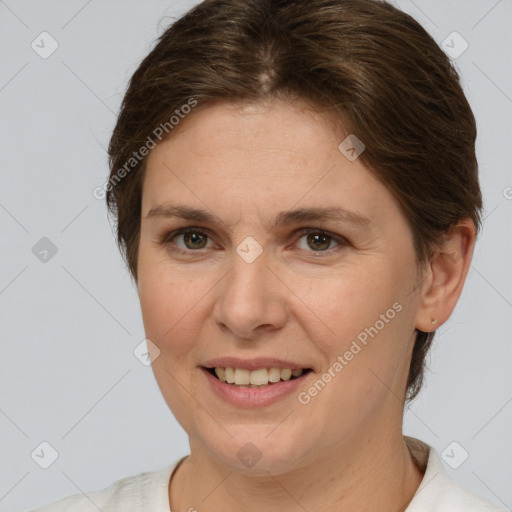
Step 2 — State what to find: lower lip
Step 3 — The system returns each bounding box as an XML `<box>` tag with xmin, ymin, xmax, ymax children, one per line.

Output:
<box><xmin>201</xmin><ymin>368</ymin><xmax>310</xmax><ymax>408</ymax></box>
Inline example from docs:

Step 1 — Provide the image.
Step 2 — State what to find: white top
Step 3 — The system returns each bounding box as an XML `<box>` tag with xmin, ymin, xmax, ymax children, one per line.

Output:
<box><xmin>30</xmin><ymin>437</ymin><xmax>506</xmax><ymax>511</ymax></box>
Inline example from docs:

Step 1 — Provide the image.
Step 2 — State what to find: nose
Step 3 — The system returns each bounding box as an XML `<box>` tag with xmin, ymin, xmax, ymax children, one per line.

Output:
<box><xmin>212</xmin><ymin>250</ymin><xmax>288</xmax><ymax>341</ymax></box>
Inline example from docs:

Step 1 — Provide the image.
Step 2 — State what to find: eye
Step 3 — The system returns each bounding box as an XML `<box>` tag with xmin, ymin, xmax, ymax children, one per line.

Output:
<box><xmin>294</xmin><ymin>229</ymin><xmax>346</xmax><ymax>254</ymax></box>
<box><xmin>160</xmin><ymin>227</ymin><xmax>348</xmax><ymax>256</ymax></box>
<box><xmin>161</xmin><ymin>228</ymin><xmax>214</xmax><ymax>253</ymax></box>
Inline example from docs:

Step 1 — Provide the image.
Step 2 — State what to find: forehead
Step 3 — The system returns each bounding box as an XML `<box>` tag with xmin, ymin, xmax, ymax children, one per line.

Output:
<box><xmin>146</xmin><ymin>99</ymin><xmax>345</xmax><ymax>171</ymax></box>
<box><xmin>141</xmin><ymin>99</ymin><xmax>400</xmax><ymax>231</ymax></box>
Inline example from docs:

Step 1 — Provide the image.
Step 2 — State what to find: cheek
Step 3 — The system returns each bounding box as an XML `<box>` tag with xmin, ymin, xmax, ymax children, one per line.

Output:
<box><xmin>137</xmin><ymin>253</ymin><xmax>201</xmax><ymax>357</ymax></box>
<box><xmin>301</xmin><ymin>263</ymin><xmax>404</xmax><ymax>344</ymax></box>
<box><xmin>298</xmin><ymin>258</ymin><xmax>416</xmax><ymax>403</ymax></box>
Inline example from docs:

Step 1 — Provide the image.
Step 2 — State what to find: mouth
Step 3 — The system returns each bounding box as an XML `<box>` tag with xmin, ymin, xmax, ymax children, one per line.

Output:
<box><xmin>203</xmin><ymin>366</ymin><xmax>313</xmax><ymax>388</ymax></box>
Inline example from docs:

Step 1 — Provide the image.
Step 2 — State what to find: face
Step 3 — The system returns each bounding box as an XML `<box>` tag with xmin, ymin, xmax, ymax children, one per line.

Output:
<box><xmin>137</xmin><ymin>99</ymin><xmax>425</xmax><ymax>475</ymax></box>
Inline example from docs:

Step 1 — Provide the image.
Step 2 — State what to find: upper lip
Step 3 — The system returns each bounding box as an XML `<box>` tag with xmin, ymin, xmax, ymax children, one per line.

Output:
<box><xmin>202</xmin><ymin>357</ymin><xmax>311</xmax><ymax>371</ymax></box>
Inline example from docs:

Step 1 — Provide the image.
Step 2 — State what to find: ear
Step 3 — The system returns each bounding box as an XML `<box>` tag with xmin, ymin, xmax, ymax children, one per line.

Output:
<box><xmin>414</xmin><ymin>218</ymin><xmax>477</xmax><ymax>333</ymax></box>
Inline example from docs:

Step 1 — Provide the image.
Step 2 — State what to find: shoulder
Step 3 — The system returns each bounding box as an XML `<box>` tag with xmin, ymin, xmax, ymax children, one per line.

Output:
<box><xmin>432</xmin><ymin>477</ymin><xmax>507</xmax><ymax>512</ymax></box>
<box><xmin>405</xmin><ymin>437</ymin><xmax>507</xmax><ymax>512</ymax></box>
<box><xmin>28</xmin><ymin>459</ymin><xmax>184</xmax><ymax>512</ymax></box>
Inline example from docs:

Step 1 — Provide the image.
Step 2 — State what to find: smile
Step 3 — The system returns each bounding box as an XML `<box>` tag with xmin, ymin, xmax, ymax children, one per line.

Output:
<box><xmin>201</xmin><ymin>366</ymin><xmax>313</xmax><ymax>407</ymax></box>
<box><xmin>209</xmin><ymin>367</ymin><xmax>310</xmax><ymax>387</ymax></box>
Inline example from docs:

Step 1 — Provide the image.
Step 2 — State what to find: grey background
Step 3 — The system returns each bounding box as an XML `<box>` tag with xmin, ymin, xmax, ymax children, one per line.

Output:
<box><xmin>0</xmin><ymin>1</ymin><xmax>510</xmax><ymax>510</ymax></box>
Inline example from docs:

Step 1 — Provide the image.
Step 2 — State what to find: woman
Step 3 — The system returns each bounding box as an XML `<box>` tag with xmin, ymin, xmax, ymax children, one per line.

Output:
<box><xmin>31</xmin><ymin>0</ymin><xmax>507</xmax><ymax>510</ymax></box>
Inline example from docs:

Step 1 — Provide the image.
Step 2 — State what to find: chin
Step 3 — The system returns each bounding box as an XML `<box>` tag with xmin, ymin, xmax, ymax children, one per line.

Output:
<box><xmin>199</xmin><ymin>423</ymin><xmax>317</xmax><ymax>476</ymax></box>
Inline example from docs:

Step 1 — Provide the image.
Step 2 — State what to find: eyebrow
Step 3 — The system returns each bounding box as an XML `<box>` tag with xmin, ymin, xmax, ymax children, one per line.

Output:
<box><xmin>146</xmin><ymin>203</ymin><xmax>371</xmax><ymax>229</ymax></box>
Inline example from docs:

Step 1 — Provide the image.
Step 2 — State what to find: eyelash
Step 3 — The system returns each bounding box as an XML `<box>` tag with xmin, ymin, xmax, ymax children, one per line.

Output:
<box><xmin>159</xmin><ymin>227</ymin><xmax>348</xmax><ymax>257</ymax></box>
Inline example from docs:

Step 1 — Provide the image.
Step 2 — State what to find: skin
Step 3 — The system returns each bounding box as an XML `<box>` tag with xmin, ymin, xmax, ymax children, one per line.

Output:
<box><xmin>137</xmin><ymin>99</ymin><xmax>476</xmax><ymax>512</ymax></box>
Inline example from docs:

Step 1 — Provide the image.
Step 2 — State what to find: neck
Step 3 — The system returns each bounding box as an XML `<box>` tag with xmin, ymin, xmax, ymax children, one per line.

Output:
<box><xmin>169</xmin><ymin>432</ymin><xmax>424</xmax><ymax>512</ymax></box>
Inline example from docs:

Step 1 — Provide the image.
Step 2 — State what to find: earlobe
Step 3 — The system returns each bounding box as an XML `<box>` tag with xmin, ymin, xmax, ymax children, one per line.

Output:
<box><xmin>414</xmin><ymin>219</ymin><xmax>477</xmax><ymax>333</ymax></box>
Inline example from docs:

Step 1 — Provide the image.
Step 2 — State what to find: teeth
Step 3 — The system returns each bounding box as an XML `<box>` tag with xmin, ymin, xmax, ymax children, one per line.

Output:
<box><xmin>212</xmin><ymin>367</ymin><xmax>305</xmax><ymax>386</ymax></box>
<box><xmin>234</xmin><ymin>368</ymin><xmax>250</xmax><ymax>385</ymax></box>
<box><xmin>225</xmin><ymin>367</ymin><xmax>235</xmax><ymax>383</ymax></box>
<box><xmin>280</xmin><ymin>369</ymin><xmax>292</xmax><ymax>381</ymax></box>
<box><xmin>268</xmin><ymin>368</ymin><xmax>281</xmax><ymax>383</ymax></box>
<box><xmin>249</xmin><ymin>368</ymin><xmax>268</xmax><ymax>385</ymax></box>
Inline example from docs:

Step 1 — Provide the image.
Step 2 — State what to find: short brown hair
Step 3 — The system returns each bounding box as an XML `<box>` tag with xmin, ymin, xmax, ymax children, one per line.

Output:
<box><xmin>107</xmin><ymin>0</ymin><xmax>482</xmax><ymax>403</ymax></box>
